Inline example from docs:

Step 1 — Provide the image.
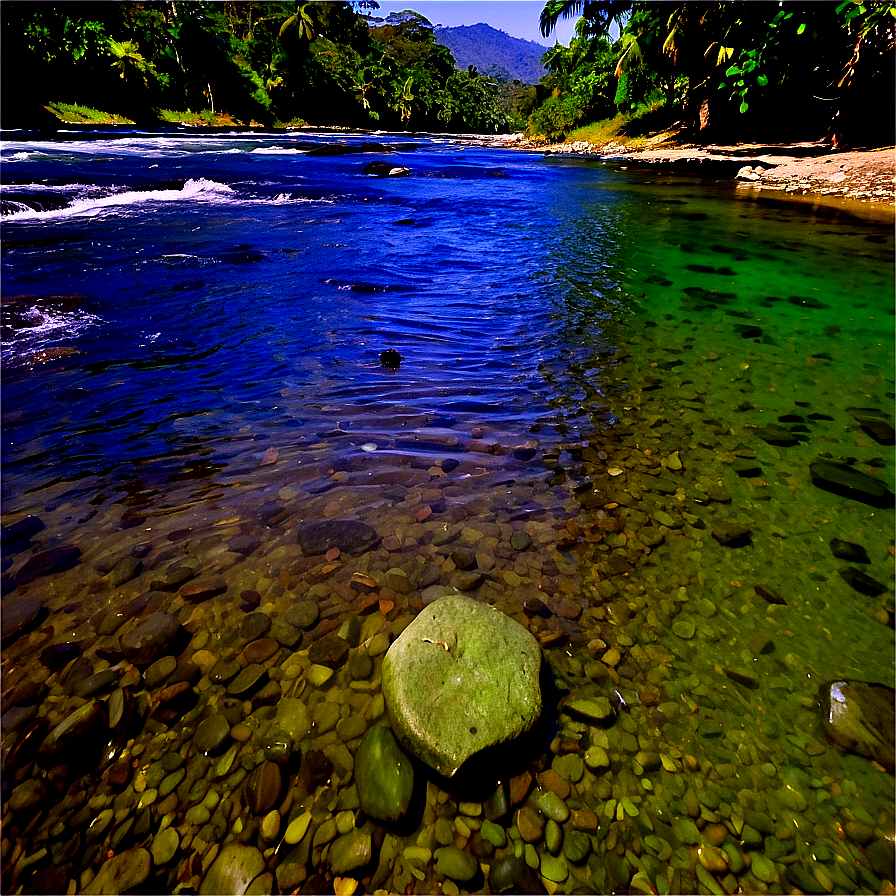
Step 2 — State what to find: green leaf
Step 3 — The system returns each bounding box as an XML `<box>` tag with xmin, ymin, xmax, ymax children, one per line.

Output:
<box><xmin>725</xmin><ymin>65</ymin><xmax>742</xmax><ymax>77</ymax></box>
<box><xmin>757</xmin><ymin>74</ymin><xmax>768</xmax><ymax>86</ymax></box>
<box><xmin>835</xmin><ymin>0</ymin><xmax>851</xmax><ymax>13</ymax></box>
<box><xmin>739</xmin><ymin>100</ymin><xmax>749</xmax><ymax>114</ymax></box>
<box><xmin>796</xmin><ymin>23</ymin><xmax>806</xmax><ymax>34</ymax></box>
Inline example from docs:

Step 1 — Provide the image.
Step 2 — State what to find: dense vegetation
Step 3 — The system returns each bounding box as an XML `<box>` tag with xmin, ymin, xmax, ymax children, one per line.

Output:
<box><xmin>526</xmin><ymin>1</ymin><xmax>896</xmax><ymax>148</ymax></box>
<box><xmin>0</xmin><ymin>2</ymin><xmax>509</xmax><ymax>132</ymax></box>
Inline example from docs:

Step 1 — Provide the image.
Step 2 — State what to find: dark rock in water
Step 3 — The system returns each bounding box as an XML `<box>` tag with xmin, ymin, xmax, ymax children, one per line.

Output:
<box><xmin>40</xmin><ymin>641</ymin><xmax>80</xmax><ymax>670</ymax></box>
<box><xmin>725</xmin><ymin>669</ymin><xmax>760</xmax><ymax>690</ymax></box>
<box><xmin>1</xmin><ymin>595</ymin><xmax>46</xmax><ymax>644</ymax></box>
<box><xmin>734</xmin><ymin>459</ymin><xmax>763</xmax><ymax>478</ymax></box>
<box><xmin>247</xmin><ymin>760</ymin><xmax>283</xmax><ymax>815</ymax></box>
<box><xmin>363</xmin><ymin>160</ymin><xmax>411</xmax><ymax>176</ymax></box>
<box><xmin>109</xmin><ymin>556</ymin><xmax>142</xmax><ymax>587</ymax></box>
<box><xmin>838</xmin><ymin>567</ymin><xmax>888</xmax><ymax>597</ymax></box>
<box><xmin>1</xmin><ymin>514</ymin><xmax>45</xmax><ymax>554</ymax></box>
<box><xmin>151</xmin><ymin>563</ymin><xmax>196</xmax><ymax>591</ymax></box>
<box><xmin>854</xmin><ymin>415</ymin><xmax>895</xmax><ymax>445</ymax></box>
<box><xmin>754</xmin><ymin>424</ymin><xmax>800</xmax><ymax>446</ymax></box>
<box><xmin>73</xmin><ymin>669</ymin><xmax>119</xmax><ymax>699</ymax></box>
<box><xmin>830</xmin><ymin>538</ymin><xmax>870</xmax><ymax>564</ymax></box>
<box><xmin>712</xmin><ymin>521</ymin><xmax>751</xmax><ymax>547</ymax></box>
<box><xmin>297</xmin><ymin>519</ymin><xmax>378</xmax><ymax>555</ymax></box>
<box><xmin>37</xmin><ymin>699</ymin><xmax>109</xmax><ymax>770</ymax></box>
<box><xmin>308</xmin><ymin>633</ymin><xmax>350</xmax><ymax>669</ymax></box>
<box><xmin>379</xmin><ymin>348</ymin><xmax>403</xmax><ymax>368</ymax></box>
<box><xmin>120</xmin><ymin>612</ymin><xmax>181</xmax><ymax>666</ymax></box>
<box><xmin>735</xmin><ymin>325</ymin><xmax>763</xmax><ymax>339</ymax></box>
<box><xmin>809</xmin><ymin>460</ymin><xmax>893</xmax><ymax>508</ymax></box>
<box><xmin>821</xmin><ymin>680</ymin><xmax>894</xmax><ymax>772</ymax></box>
<box><xmin>285</xmin><ymin>599</ymin><xmax>319</xmax><ymax>630</ymax></box>
<box><xmin>755</xmin><ymin>584</ymin><xmax>786</xmax><ymax>605</ymax></box>
<box><xmin>14</xmin><ymin>544</ymin><xmax>81</xmax><ymax>586</ymax></box>
<box><xmin>180</xmin><ymin>576</ymin><xmax>227</xmax><ymax>603</ymax></box>
<box><xmin>788</xmin><ymin>295</ymin><xmax>829</xmax><ymax>309</ymax></box>
<box><xmin>490</xmin><ymin>855</ymin><xmax>544</xmax><ymax>894</ymax></box>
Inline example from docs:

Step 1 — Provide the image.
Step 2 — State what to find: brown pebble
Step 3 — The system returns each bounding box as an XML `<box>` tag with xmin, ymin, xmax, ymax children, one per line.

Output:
<box><xmin>537</xmin><ymin>769</ymin><xmax>571</xmax><ymax>800</ymax></box>
<box><xmin>382</xmin><ymin>536</ymin><xmax>402</xmax><ymax>552</ymax></box>
<box><xmin>571</xmin><ymin>808</ymin><xmax>599</xmax><ymax>832</ymax></box>
<box><xmin>157</xmin><ymin>682</ymin><xmax>190</xmax><ymax>703</ymax></box>
<box><xmin>508</xmin><ymin>771</ymin><xmax>532</xmax><ymax>807</ymax></box>
<box><xmin>415</xmin><ymin>506</ymin><xmax>432</xmax><ymax>523</ymax></box>
<box><xmin>704</xmin><ymin>823</ymin><xmax>728</xmax><ymax>847</ymax></box>
<box><xmin>325</xmin><ymin>547</ymin><xmax>340</xmax><ymax>562</ymax></box>
<box><xmin>243</xmin><ymin>638</ymin><xmax>279</xmax><ymax>665</ymax></box>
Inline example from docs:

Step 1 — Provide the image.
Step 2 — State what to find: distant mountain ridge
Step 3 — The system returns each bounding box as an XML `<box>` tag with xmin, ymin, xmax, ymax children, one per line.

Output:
<box><xmin>433</xmin><ymin>23</ymin><xmax>547</xmax><ymax>84</ymax></box>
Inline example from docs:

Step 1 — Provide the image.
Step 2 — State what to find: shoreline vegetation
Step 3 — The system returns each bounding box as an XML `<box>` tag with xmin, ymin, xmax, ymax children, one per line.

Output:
<box><xmin>20</xmin><ymin>101</ymin><xmax>896</xmax><ymax>212</ymax></box>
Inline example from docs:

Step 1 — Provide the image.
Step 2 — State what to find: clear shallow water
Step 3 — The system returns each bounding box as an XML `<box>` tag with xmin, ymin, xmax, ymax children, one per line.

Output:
<box><xmin>1</xmin><ymin>131</ymin><xmax>893</xmax><ymax>895</ymax></box>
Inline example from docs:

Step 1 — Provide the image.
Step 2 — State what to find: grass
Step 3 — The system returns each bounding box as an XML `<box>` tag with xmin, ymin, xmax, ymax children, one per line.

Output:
<box><xmin>46</xmin><ymin>102</ymin><xmax>133</xmax><ymax>125</ymax></box>
<box><xmin>566</xmin><ymin>103</ymin><xmax>683</xmax><ymax>149</ymax></box>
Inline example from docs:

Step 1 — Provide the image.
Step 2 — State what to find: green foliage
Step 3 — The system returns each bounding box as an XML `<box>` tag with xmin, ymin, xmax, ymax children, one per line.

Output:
<box><xmin>47</xmin><ymin>102</ymin><xmax>133</xmax><ymax>124</ymax></box>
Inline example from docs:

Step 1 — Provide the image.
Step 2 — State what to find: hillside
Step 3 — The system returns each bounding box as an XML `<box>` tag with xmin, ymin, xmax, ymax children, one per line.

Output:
<box><xmin>433</xmin><ymin>23</ymin><xmax>547</xmax><ymax>84</ymax></box>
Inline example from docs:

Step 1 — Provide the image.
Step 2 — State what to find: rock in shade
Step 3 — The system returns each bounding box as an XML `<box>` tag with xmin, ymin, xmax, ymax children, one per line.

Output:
<box><xmin>200</xmin><ymin>843</ymin><xmax>265</xmax><ymax>895</ymax></box>
<box><xmin>82</xmin><ymin>847</ymin><xmax>150</xmax><ymax>894</ymax></box>
<box><xmin>329</xmin><ymin>830</ymin><xmax>373</xmax><ymax>875</ymax></box>
<box><xmin>434</xmin><ymin>846</ymin><xmax>478</xmax><ymax>882</ymax></box>
<box><xmin>830</xmin><ymin>538</ymin><xmax>870</xmax><ymax>563</ymax></box>
<box><xmin>755</xmin><ymin>584</ymin><xmax>786</xmax><ymax>605</ymax></box>
<box><xmin>838</xmin><ymin>567</ymin><xmax>887</xmax><ymax>596</ymax></box>
<box><xmin>120</xmin><ymin>612</ymin><xmax>181</xmax><ymax>666</ymax></box>
<box><xmin>809</xmin><ymin>460</ymin><xmax>893</xmax><ymax>508</ymax></box>
<box><xmin>490</xmin><ymin>855</ymin><xmax>543</xmax><ymax>894</ymax></box>
<box><xmin>297</xmin><ymin>519</ymin><xmax>379</xmax><ymax>555</ymax></box>
<box><xmin>1</xmin><ymin>514</ymin><xmax>45</xmax><ymax>554</ymax></box>
<box><xmin>854</xmin><ymin>415</ymin><xmax>895</xmax><ymax>445</ymax></box>
<box><xmin>1</xmin><ymin>595</ymin><xmax>46</xmax><ymax>645</ymax></box>
<box><xmin>821</xmin><ymin>680</ymin><xmax>894</xmax><ymax>772</ymax></box>
<box><xmin>308</xmin><ymin>633</ymin><xmax>350</xmax><ymax>669</ymax></box>
<box><xmin>382</xmin><ymin>595</ymin><xmax>542</xmax><ymax>777</ymax></box>
<box><xmin>711</xmin><ymin>521</ymin><xmax>752</xmax><ymax>547</ymax></box>
<box><xmin>355</xmin><ymin>726</ymin><xmax>415</xmax><ymax>824</ymax></box>
<box><xmin>37</xmin><ymin>699</ymin><xmax>108</xmax><ymax>769</ymax></box>
<box><xmin>13</xmin><ymin>544</ymin><xmax>81</xmax><ymax>586</ymax></box>
<box><xmin>285</xmin><ymin>599</ymin><xmax>319</xmax><ymax>630</ymax></box>
<box><xmin>247</xmin><ymin>761</ymin><xmax>283</xmax><ymax>815</ymax></box>
<box><xmin>754</xmin><ymin>424</ymin><xmax>800</xmax><ymax>446</ymax></box>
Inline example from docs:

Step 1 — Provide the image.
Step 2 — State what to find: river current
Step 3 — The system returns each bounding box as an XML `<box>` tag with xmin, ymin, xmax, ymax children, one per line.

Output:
<box><xmin>1</xmin><ymin>130</ymin><xmax>893</xmax><ymax>895</ymax></box>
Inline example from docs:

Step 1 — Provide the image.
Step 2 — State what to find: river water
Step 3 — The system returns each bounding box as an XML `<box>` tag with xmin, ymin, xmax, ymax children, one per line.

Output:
<box><xmin>1</xmin><ymin>130</ymin><xmax>893</xmax><ymax>895</ymax></box>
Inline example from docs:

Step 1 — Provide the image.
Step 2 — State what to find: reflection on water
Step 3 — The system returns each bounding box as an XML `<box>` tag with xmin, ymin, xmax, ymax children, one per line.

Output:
<box><xmin>1</xmin><ymin>133</ymin><xmax>893</xmax><ymax>896</ymax></box>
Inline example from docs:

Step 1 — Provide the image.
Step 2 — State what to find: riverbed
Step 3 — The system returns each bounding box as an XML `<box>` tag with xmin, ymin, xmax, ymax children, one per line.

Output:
<box><xmin>1</xmin><ymin>130</ymin><xmax>893</xmax><ymax>895</ymax></box>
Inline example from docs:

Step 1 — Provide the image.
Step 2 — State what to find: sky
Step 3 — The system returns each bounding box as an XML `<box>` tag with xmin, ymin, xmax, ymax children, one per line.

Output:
<box><xmin>367</xmin><ymin>1</ymin><xmax>583</xmax><ymax>47</ymax></box>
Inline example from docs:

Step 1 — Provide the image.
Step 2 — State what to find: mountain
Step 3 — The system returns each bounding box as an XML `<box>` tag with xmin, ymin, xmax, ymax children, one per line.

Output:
<box><xmin>433</xmin><ymin>23</ymin><xmax>547</xmax><ymax>85</ymax></box>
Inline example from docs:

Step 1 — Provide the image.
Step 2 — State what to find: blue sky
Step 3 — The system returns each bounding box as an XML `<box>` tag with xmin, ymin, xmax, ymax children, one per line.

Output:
<box><xmin>367</xmin><ymin>1</ymin><xmax>583</xmax><ymax>47</ymax></box>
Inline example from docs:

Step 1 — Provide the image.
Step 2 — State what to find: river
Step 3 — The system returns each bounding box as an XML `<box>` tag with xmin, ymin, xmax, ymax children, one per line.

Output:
<box><xmin>1</xmin><ymin>129</ymin><xmax>893</xmax><ymax>895</ymax></box>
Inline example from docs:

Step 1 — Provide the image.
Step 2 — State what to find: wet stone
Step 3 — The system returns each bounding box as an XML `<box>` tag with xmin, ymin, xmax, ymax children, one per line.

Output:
<box><xmin>308</xmin><ymin>633</ymin><xmax>350</xmax><ymax>669</ymax></box>
<box><xmin>2</xmin><ymin>595</ymin><xmax>45</xmax><ymax>645</ymax></box>
<box><xmin>151</xmin><ymin>827</ymin><xmax>179</xmax><ymax>865</ymax></box>
<box><xmin>297</xmin><ymin>519</ymin><xmax>378</xmax><ymax>555</ymax></box>
<box><xmin>809</xmin><ymin>460</ymin><xmax>893</xmax><ymax>507</ymax></box>
<box><xmin>227</xmin><ymin>663</ymin><xmax>268</xmax><ymax>697</ymax></box>
<box><xmin>240</xmin><ymin>612</ymin><xmax>271</xmax><ymax>640</ymax></box>
<box><xmin>563</xmin><ymin>696</ymin><xmax>612</xmax><ymax>724</ymax></box>
<box><xmin>517</xmin><ymin>805</ymin><xmax>544</xmax><ymax>843</ymax></box>
<box><xmin>40</xmin><ymin>640</ymin><xmax>80</xmax><ymax>671</ymax></box>
<box><xmin>180</xmin><ymin>576</ymin><xmax>228</xmax><ymax>603</ymax></box>
<box><xmin>14</xmin><ymin>544</ymin><xmax>81</xmax><ymax>586</ymax></box>
<box><xmin>120</xmin><ymin>612</ymin><xmax>180</xmax><ymax>666</ymax></box>
<box><xmin>355</xmin><ymin>726</ymin><xmax>414</xmax><ymax>824</ymax></box>
<box><xmin>329</xmin><ymin>830</ymin><xmax>373</xmax><ymax>875</ymax></box>
<box><xmin>285</xmin><ymin>600</ymin><xmax>319</xmax><ymax>630</ymax></box>
<box><xmin>755</xmin><ymin>584</ymin><xmax>786</xmax><ymax>605</ymax></box>
<box><xmin>195</xmin><ymin>713</ymin><xmax>231</xmax><ymax>754</ymax></box>
<box><xmin>711</xmin><ymin>521</ymin><xmax>751</xmax><ymax>547</ymax></box>
<box><xmin>145</xmin><ymin>655</ymin><xmax>177</xmax><ymax>689</ymax></box>
<box><xmin>821</xmin><ymin>679</ymin><xmax>894</xmax><ymax>772</ymax></box>
<box><xmin>434</xmin><ymin>846</ymin><xmax>478</xmax><ymax>882</ymax></box>
<box><xmin>73</xmin><ymin>669</ymin><xmax>118</xmax><ymax>698</ymax></box>
<box><xmin>243</xmin><ymin>637</ymin><xmax>279</xmax><ymax>664</ymax></box>
<box><xmin>151</xmin><ymin>564</ymin><xmax>195</xmax><ymax>591</ymax></box>
<box><xmin>637</xmin><ymin>526</ymin><xmax>664</xmax><ymax>548</ymax></box>
<box><xmin>830</xmin><ymin>538</ymin><xmax>870</xmax><ymax>563</ymax></box>
<box><xmin>199</xmin><ymin>843</ymin><xmax>265</xmax><ymax>896</ymax></box>
<box><xmin>510</xmin><ymin>532</ymin><xmax>532</xmax><ymax>551</ymax></box>
<box><xmin>247</xmin><ymin>760</ymin><xmax>283</xmax><ymax>815</ymax></box>
<box><xmin>210</xmin><ymin>659</ymin><xmax>240</xmax><ymax>685</ymax></box>
<box><xmin>37</xmin><ymin>699</ymin><xmax>108</xmax><ymax>769</ymax></box>
<box><xmin>83</xmin><ymin>847</ymin><xmax>150</xmax><ymax>895</ymax></box>
<box><xmin>838</xmin><ymin>567</ymin><xmax>887</xmax><ymax>597</ymax></box>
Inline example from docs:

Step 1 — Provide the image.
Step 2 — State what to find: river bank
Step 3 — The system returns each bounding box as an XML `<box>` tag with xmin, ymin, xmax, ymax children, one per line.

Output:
<box><xmin>495</xmin><ymin>133</ymin><xmax>895</xmax><ymax>209</ymax></box>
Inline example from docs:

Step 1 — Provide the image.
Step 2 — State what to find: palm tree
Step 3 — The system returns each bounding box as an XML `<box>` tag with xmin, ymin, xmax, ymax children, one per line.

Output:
<box><xmin>539</xmin><ymin>0</ymin><xmax>632</xmax><ymax>40</ymax></box>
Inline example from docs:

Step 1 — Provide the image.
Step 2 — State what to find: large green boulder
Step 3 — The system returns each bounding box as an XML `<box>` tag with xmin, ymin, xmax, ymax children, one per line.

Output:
<box><xmin>355</xmin><ymin>726</ymin><xmax>415</xmax><ymax>824</ymax></box>
<box><xmin>382</xmin><ymin>595</ymin><xmax>542</xmax><ymax>778</ymax></box>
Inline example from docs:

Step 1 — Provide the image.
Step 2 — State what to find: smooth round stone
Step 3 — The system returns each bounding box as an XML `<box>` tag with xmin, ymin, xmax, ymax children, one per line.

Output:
<box><xmin>777</xmin><ymin>784</ymin><xmax>807</xmax><ymax>812</ymax></box>
<box><xmin>585</xmin><ymin>746</ymin><xmax>610</xmax><ymax>771</ymax></box>
<box><xmin>151</xmin><ymin>827</ymin><xmax>179</xmax><ymax>866</ymax></box>
<box><xmin>348</xmin><ymin>648</ymin><xmax>373</xmax><ymax>681</ymax></box>
<box><xmin>751</xmin><ymin>852</ymin><xmax>778</xmax><ymax>884</ymax></box>
<box><xmin>673</xmin><ymin>818</ymin><xmax>701</xmax><ymax>845</ymax></box>
<box><xmin>159</xmin><ymin>768</ymin><xmax>185</xmax><ymax>797</ymax></box>
<box><xmin>382</xmin><ymin>595</ymin><xmax>542</xmax><ymax>778</ymax></box>
<box><xmin>73</xmin><ymin>669</ymin><xmax>118</xmax><ymax>699</ymax></box>
<box><xmin>517</xmin><ymin>806</ymin><xmax>544</xmax><ymax>843</ymax></box>
<box><xmin>37</xmin><ymin>699</ymin><xmax>108</xmax><ymax>769</ymax></box>
<box><xmin>536</xmin><ymin>791</ymin><xmax>569</xmax><ymax>823</ymax></box>
<box><xmin>672</xmin><ymin>617</ymin><xmax>696</xmax><ymax>639</ymax></box>
<box><xmin>240</xmin><ymin>612</ymin><xmax>271</xmax><ymax>641</ymax></box>
<box><xmin>120</xmin><ymin>613</ymin><xmax>180</xmax><ymax>666</ymax></box>
<box><xmin>434</xmin><ymin>846</ymin><xmax>478</xmax><ymax>882</ymax></box>
<box><xmin>698</xmin><ymin>844</ymin><xmax>728</xmax><ymax>873</ymax></box>
<box><xmin>336</xmin><ymin>715</ymin><xmax>367</xmax><ymax>743</ymax></box>
<box><xmin>355</xmin><ymin>726</ymin><xmax>414</xmax><ymax>824</ymax></box>
<box><xmin>247</xmin><ymin>761</ymin><xmax>282</xmax><ymax>815</ymax></box>
<box><xmin>145</xmin><ymin>656</ymin><xmax>177</xmax><ymax>689</ymax></box>
<box><xmin>421</xmin><ymin>585</ymin><xmax>458</xmax><ymax>606</ymax></box>
<box><xmin>243</xmin><ymin>638</ymin><xmax>278</xmax><ymax>665</ymax></box>
<box><xmin>480</xmin><ymin>820</ymin><xmax>506</xmax><ymax>848</ymax></box>
<box><xmin>545</xmin><ymin>819</ymin><xmax>563</xmax><ymax>855</ymax></box>
<box><xmin>329</xmin><ymin>830</ymin><xmax>372</xmax><ymax>876</ymax></box>
<box><xmin>284</xmin><ymin>811</ymin><xmax>312</xmax><ymax>846</ymax></box>
<box><xmin>83</xmin><ymin>847</ymin><xmax>150</xmax><ymax>895</ymax></box>
<box><xmin>261</xmin><ymin>810</ymin><xmax>281</xmax><ymax>841</ymax></box>
<box><xmin>285</xmin><ymin>600</ymin><xmax>319</xmax><ymax>630</ymax></box>
<box><xmin>539</xmin><ymin>854</ymin><xmax>568</xmax><ymax>883</ymax></box>
<box><xmin>308</xmin><ymin>634</ymin><xmax>350</xmax><ymax>669</ymax></box>
<box><xmin>490</xmin><ymin>856</ymin><xmax>542</xmax><ymax>894</ymax></box>
<box><xmin>510</xmin><ymin>531</ymin><xmax>532</xmax><ymax>551</ymax></box>
<box><xmin>704</xmin><ymin>823</ymin><xmax>728</xmax><ymax>847</ymax></box>
<box><xmin>199</xmin><ymin>843</ymin><xmax>265</xmax><ymax>896</ymax></box>
<box><xmin>195</xmin><ymin>713</ymin><xmax>231</xmax><ymax>754</ymax></box>
<box><xmin>9</xmin><ymin>778</ymin><xmax>47</xmax><ymax>813</ymax></box>
<box><xmin>563</xmin><ymin>830</ymin><xmax>591</xmax><ymax>864</ymax></box>
<box><xmin>563</xmin><ymin>696</ymin><xmax>612</xmax><ymax>724</ymax></box>
<box><xmin>552</xmin><ymin>753</ymin><xmax>584</xmax><ymax>783</ymax></box>
<box><xmin>226</xmin><ymin>664</ymin><xmax>268</xmax><ymax>697</ymax></box>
